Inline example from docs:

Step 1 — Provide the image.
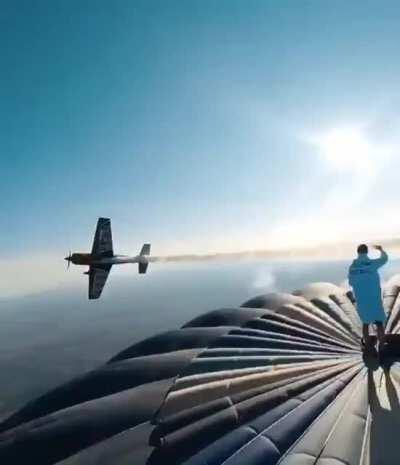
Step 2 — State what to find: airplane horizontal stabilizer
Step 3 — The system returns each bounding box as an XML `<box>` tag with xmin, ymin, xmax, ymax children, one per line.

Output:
<box><xmin>138</xmin><ymin>262</ymin><xmax>148</xmax><ymax>274</ymax></box>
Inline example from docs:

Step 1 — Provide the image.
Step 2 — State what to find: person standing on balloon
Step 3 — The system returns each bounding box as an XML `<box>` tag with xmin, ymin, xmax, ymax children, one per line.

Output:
<box><xmin>348</xmin><ymin>244</ymin><xmax>388</xmax><ymax>350</ymax></box>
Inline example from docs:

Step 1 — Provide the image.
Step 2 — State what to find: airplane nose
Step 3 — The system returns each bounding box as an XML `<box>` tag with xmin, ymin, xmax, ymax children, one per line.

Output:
<box><xmin>65</xmin><ymin>251</ymin><xmax>72</xmax><ymax>269</ymax></box>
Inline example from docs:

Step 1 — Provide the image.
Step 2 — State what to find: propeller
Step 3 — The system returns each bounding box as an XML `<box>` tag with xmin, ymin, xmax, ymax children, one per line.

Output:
<box><xmin>65</xmin><ymin>250</ymin><xmax>72</xmax><ymax>269</ymax></box>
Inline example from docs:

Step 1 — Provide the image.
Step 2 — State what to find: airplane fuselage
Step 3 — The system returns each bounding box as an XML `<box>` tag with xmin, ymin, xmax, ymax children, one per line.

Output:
<box><xmin>69</xmin><ymin>253</ymin><xmax>146</xmax><ymax>266</ymax></box>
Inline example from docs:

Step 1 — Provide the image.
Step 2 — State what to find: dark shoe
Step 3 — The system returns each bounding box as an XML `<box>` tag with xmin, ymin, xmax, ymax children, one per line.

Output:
<box><xmin>361</xmin><ymin>336</ymin><xmax>376</xmax><ymax>349</ymax></box>
<box><xmin>378</xmin><ymin>340</ymin><xmax>388</xmax><ymax>353</ymax></box>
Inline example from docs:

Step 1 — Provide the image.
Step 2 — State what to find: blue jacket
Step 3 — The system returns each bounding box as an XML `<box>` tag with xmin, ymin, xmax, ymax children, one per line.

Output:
<box><xmin>348</xmin><ymin>250</ymin><xmax>388</xmax><ymax>323</ymax></box>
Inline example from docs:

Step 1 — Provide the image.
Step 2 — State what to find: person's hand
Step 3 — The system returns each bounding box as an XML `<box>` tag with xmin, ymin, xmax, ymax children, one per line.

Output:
<box><xmin>374</xmin><ymin>244</ymin><xmax>383</xmax><ymax>251</ymax></box>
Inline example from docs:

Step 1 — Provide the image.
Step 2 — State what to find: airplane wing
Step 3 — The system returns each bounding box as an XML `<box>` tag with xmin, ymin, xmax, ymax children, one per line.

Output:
<box><xmin>91</xmin><ymin>218</ymin><xmax>113</xmax><ymax>257</ymax></box>
<box><xmin>88</xmin><ymin>265</ymin><xmax>112</xmax><ymax>300</ymax></box>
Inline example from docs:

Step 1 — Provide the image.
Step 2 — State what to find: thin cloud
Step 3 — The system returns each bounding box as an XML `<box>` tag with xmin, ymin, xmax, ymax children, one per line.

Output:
<box><xmin>251</xmin><ymin>268</ymin><xmax>277</xmax><ymax>292</ymax></box>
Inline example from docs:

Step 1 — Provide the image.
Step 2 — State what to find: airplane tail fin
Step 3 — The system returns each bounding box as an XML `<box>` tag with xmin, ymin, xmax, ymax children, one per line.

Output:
<box><xmin>140</xmin><ymin>244</ymin><xmax>151</xmax><ymax>256</ymax></box>
<box><xmin>138</xmin><ymin>243</ymin><xmax>150</xmax><ymax>274</ymax></box>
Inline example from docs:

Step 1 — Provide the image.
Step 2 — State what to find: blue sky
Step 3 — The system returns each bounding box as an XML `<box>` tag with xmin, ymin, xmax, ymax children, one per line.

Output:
<box><xmin>2</xmin><ymin>1</ymin><xmax>400</xmax><ymax>296</ymax></box>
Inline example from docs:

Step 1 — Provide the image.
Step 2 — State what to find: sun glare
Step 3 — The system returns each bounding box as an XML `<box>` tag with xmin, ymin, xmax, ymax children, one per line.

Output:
<box><xmin>314</xmin><ymin>127</ymin><xmax>372</xmax><ymax>170</ymax></box>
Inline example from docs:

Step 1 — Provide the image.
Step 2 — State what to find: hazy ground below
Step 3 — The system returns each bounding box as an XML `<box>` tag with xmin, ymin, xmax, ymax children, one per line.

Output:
<box><xmin>1</xmin><ymin>258</ymin><xmax>399</xmax><ymax>420</ymax></box>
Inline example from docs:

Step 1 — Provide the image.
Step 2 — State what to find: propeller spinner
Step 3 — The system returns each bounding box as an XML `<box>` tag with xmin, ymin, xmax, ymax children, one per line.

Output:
<box><xmin>65</xmin><ymin>251</ymin><xmax>72</xmax><ymax>269</ymax></box>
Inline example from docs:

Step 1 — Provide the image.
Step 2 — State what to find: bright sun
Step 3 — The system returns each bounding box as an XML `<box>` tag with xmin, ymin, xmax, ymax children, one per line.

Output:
<box><xmin>314</xmin><ymin>127</ymin><xmax>372</xmax><ymax>170</ymax></box>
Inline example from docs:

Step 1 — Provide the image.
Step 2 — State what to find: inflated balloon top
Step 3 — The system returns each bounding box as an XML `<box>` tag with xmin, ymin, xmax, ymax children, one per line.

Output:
<box><xmin>2</xmin><ymin>277</ymin><xmax>400</xmax><ymax>465</ymax></box>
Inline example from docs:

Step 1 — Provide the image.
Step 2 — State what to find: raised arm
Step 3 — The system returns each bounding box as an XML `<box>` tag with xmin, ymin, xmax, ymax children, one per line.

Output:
<box><xmin>371</xmin><ymin>245</ymin><xmax>388</xmax><ymax>269</ymax></box>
